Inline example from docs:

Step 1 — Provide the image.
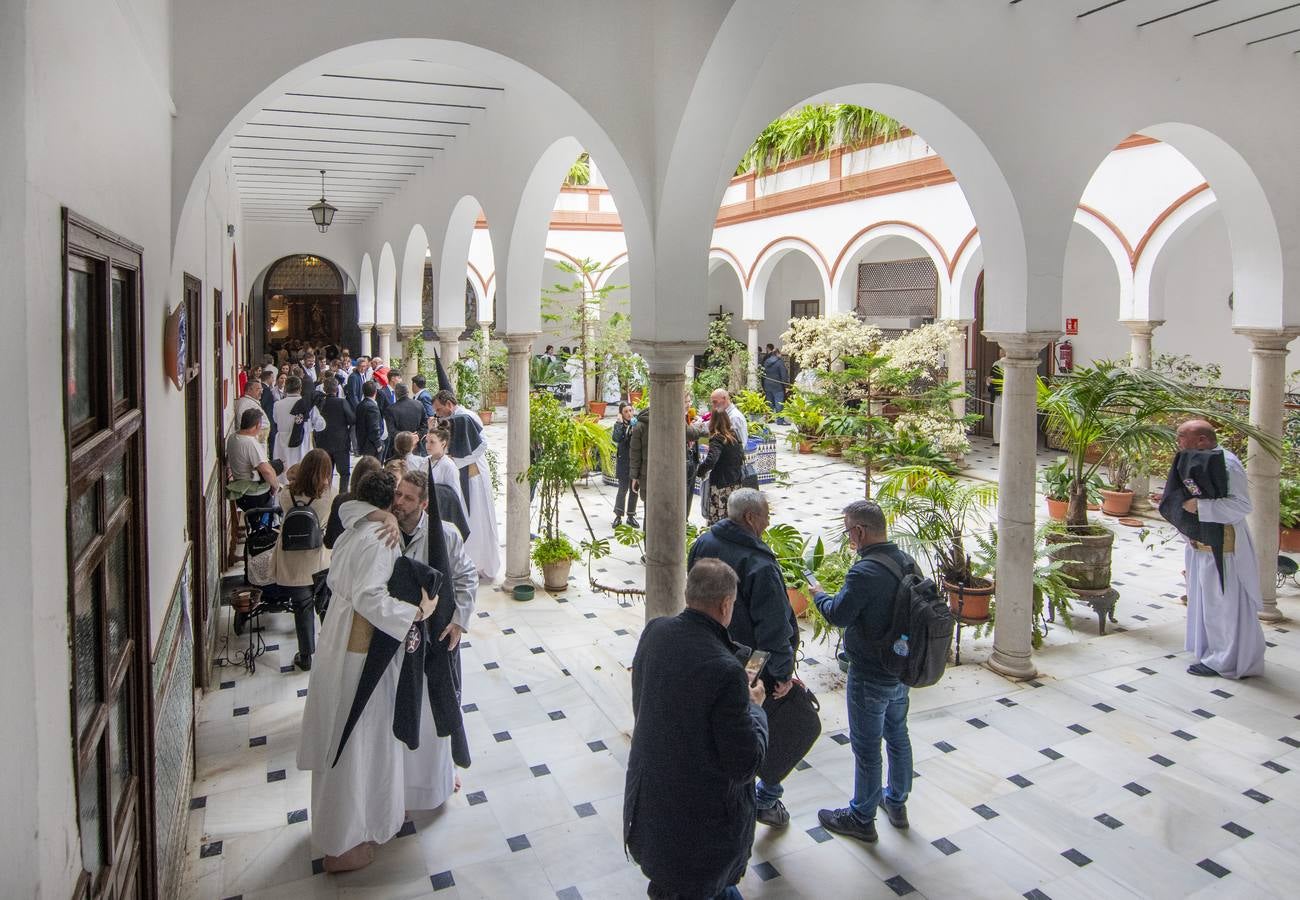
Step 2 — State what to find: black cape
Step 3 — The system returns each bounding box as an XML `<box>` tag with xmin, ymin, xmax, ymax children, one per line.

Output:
<box><xmin>1158</xmin><ymin>448</ymin><xmax>1230</xmax><ymax>589</ymax></box>
<box><xmin>446</xmin><ymin>410</ymin><xmax>484</xmax><ymax>514</ymax></box>
<box><xmin>331</xmin><ymin>496</ymin><xmax>471</xmax><ymax>768</ymax></box>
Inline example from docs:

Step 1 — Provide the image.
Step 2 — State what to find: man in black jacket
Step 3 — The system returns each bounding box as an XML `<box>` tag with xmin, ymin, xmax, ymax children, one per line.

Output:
<box><xmin>624</xmin><ymin>559</ymin><xmax>767</xmax><ymax>900</ymax></box>
<box><xmin>688</xmin><ymin>487</ymin><xmax>798</xmax><ymax>828</ymax></box>
<box><xmin>258</xmin><ymin>367</ymin><xmax>278</xmax><ymax>456</ymax></box>
<box><xmin>318</xmin><ymin>377</ymin><xmax>356</xmax><ymax>492</ymax></box>
<box><xmin>354</xmin><ymin>381</ymin><xmax>385</xmax><ymax>459</ymax></box>
<box><xmin>810</xmin><ymin>499</ymin><xmax>915</xmax><ymax>844</ymax></box>
<box><xmin>388</xmin><ymin>383</ymin><xmax>428</xmax><ymax>449</ymax></box>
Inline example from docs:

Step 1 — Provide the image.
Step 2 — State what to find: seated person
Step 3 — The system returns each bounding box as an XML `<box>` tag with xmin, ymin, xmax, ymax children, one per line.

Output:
<box><xmin>226</xmin><ymin>408</ymin><xmax>281</xmax><ymax>512</ymax></box>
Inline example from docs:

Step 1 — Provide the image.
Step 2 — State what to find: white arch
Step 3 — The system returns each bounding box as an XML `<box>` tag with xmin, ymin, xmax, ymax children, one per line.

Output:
<box><xmin>830</xmin><ymin>223</ymin><xmax>953</xmax><ymax>319</ymax></box>
<box><xmin>950</xmin><ymin>237</ymin><xmax>983</xmax><ymax>324</ymax></box>
<box><xmin>1141</xmin><ymin>123</ymin><xmax>1284</xmax><ymax>329</ymax></box>
<box><xmin>1134</xmin><ymin>187</ymin><xmax>1217</xmax><ymax>323</ymax></box>
<box><xmin>438</xmin><ymin>196</ymin><xmax>487</xmax><ymax>333</ymax></box>
<box><xmin>357</xmin><ymin>253</ymin><xmax>376</xmax><ymax>327</ymax></box>
<box><xmin>399</xmin><ymin>224</ymin><xmax>430</xmax><ymax>331</ymax></box>
<box><xmin>707</xmin><ymin>249</ymin><xmax>746</xmax><ymax>294</ymax></box>
<box><xmin>502</xmin><ymin>136</ymin><xmax>587</xmax><ymax>334</ymax></box>
<box><xmin>375</xmin><ymin>242</ymin><xmax>397</xmax><ymax>327</ymax></box>
<box><xmin>1071</xmin><ymin>209</ymin><xmax>1135</xmax><ymax>322</ymax></box>
<box><xmin>746</xmin><ymin>239</ymin><xmax>832</xmax><ymax>322</ymax></box>
<box><xmin>594</xmin><ymin>253</ymin><xmax>631</xmax><ymax>292</ymax></box>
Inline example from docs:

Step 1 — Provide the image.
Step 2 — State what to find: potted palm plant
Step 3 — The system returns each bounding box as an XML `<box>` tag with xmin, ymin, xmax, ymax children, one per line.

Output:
<box><xmin>762</xmin><ymin>523</ymin><xmax>824</xmax><ymax>617</ymax></box>
<box><xmin>876</xmin><ymin>465</ymin><xmax>999</xmax><ymax>620</ymax></box>
<box><xmin>1281</xmin><ymin>477</ymin><xmax>1300</xmax><ymax>553</ymax></box>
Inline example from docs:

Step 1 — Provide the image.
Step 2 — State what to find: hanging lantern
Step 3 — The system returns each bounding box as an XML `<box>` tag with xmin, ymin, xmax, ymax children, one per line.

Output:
<box><xmin>308</xmin><ymin>169</ymin><xmax>337</xmax><ymax>233</ymax></box>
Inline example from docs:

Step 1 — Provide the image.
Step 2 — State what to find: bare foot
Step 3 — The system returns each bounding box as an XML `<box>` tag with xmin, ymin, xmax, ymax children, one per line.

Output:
<box><xmin>454</xmin><ymin>775</ymin><xmax>462</xmax><ymax>793</ymax></box>
<box><xmin>323</xmin><ymin>842</ymin><xmax>376</xmax><ymax>873</ymax></box>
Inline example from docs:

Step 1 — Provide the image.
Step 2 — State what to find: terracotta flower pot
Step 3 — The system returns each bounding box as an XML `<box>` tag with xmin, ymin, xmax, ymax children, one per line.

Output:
<box><xmin>786</xmin><ymin>586</ymin><xmax>810</xmax><ymax>617</ymax></box>
<box><xmin>1046</xmin><ymin>497</ymin><xmax>1068</xmax><ymax>520</ymax></box>
<box><xmin>1280</xmin><ymin>527</ymin><xmax>1300</xmax><ymax>553</ymax></box>
<box><xmin>628</xmin><ymin>389</ymin><xmax>644</xmax><ymax>405</ymax></box>
<box><xmin>478</xmin><ymin>408</ymin><xmax>494</xmax><ymax>425</ymax></box>
<box><xmin>588</xmin><ymin>401</ymin><xmax>608</xmax><ymax>417</ymax></box>
<box><xmin>1099</xmin><ymin>489</ymin><xmax>1134</xmax><ymax>517</ymax></box>
<box><xmin>945</xmin><ymin>578</ymin><xmax>993</xmax><ymax>621</ymax></box>
<box><xmin>542</xmin><ymin>560</ymin><xmax>572</xmax><ymax>592</ymax></box>
<box><xmin>797</xmin><ymin>440</ymin><xmax>814</xmax><ymax>454</ymax></box>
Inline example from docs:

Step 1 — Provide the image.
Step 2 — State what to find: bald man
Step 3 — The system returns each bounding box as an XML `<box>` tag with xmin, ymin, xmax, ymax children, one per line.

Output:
<box><xmin>1176</xmin><ymin>419</ymin><xmax>1266</xmax><ymax>679</ymax></box>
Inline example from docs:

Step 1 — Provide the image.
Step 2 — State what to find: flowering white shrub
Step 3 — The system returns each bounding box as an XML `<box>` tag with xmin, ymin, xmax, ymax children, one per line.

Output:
<box><xmin>882</xmin><ymin>322</ymin><xmax>957</xmax><ymax>380</ymax></box>
<box><xmin>894</xmin><ymin>411</ymin><xmax>970</xmax><ymax>456</ymax></box>
<box><xmin>780</xmin><ymin>314</ymin><xmax>881</xmax><ymax>369</ymax></box>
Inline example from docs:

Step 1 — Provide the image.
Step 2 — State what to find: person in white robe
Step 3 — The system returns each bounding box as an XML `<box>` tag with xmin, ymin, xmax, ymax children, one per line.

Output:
<box><xmin>390</xmin><ymin>469</ymin><xmax>478</xmax><ymax>810</ymax></box>
<box><xmin>566</xmin><ymin>353</ymin><xmax>586</xmax><ymax>410</ymax></box>
<box><xmin>424</xmin><ymin>423</ymin><xmax>469</xmax><ymax>524</ymax></box>
<box><xmin>273</xmin><ymin>375</ymin><xmax>325</xmax><ymax>475</ymax></box>
<box><xmin>1178</xmin><ymin>419</ymin><xmax>1266</xmax><ymax>679</ymax></box>
<box><xmin>296</xmin><ymin>472</ymin><xmax>435</xmax><ymax>872</ymax></box>
<box><xmin>433</xmin><ymin>391</ymin><xmax>503</xmax><ymax>582</ymax></box>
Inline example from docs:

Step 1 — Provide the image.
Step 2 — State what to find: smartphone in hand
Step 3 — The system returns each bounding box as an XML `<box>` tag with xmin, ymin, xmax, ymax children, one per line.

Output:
<box><xmin>744</xmin><ymin>649</ymin><xmax>771</xmax><ymax>686</ymax></box>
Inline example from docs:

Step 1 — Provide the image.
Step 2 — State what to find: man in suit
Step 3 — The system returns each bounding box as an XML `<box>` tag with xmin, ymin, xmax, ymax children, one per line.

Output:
<box><xmin>412</xmin><ymin>374</ymin><xmax>436</xmax><ymax>424</ymax></box>
<box><xmin>354</xmin><ymin>380</ymin><xmax>385</xmax><ymax>460</ymax></box>
<box><xmin>377</xmin><ymin>371</ymin><xmax>398</xmax><ymax>457</ymax></box>
<box><xmin>345</xmin><ymin>356</ymin><xmax>369</xmax><ymax>410</ymax></box>
<box><xmin>258</xmin><ymin>367</ymin><xmax>279</xmax><ymax>457</ymax></box>
<box><xmin>388</xmin><ymin>383</ymin><xmax>428</xmax><ymax>449</ymax></box>
<box><xmin>318</xmin><ymin>377</ymin><xmax>356</xmax><ymax>491</ymax></box>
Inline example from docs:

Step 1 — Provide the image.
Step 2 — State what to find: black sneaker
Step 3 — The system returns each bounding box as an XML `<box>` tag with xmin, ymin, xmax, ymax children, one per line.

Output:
<box><xmin>756</xmin><ymin>799</ymin><xmax>790</xmax><ymax>828</ymax></box>
<box><xmin>818</xmin><ymin>807</ymin><xmax>877</xmax><ymax>843</ymax></box>
<box><xmin>626</xmin><ymin>516</ymin><xmax>640</xmax><ymax>529</ymax></box>
<box><xmin>294</xmin><ymin>652</ymin><xmax>312</xmax><ymax>672</ymax></box>
<box><xmin>882</xmin><ymin>800</ymin><xmax>909</xmax><ymax>829</ymax></box>
<box><xmin>613</xmin><ymin>516</ymin><xmax>623</xmax><ymax>529</ymax></box>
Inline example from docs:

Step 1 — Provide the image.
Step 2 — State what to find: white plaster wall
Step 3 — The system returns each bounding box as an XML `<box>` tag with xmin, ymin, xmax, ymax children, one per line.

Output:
<box><xmin>758</xmin><ymin>251</ymin><xmax>823</xmax><ymax>347</ymax></box>
<box><xmin>1061</xmin><ymin>222</ymin><xmax>1129</xmax><ymax>370</ymax></box>
<box><xmin>1080</xmin><ymin>143</ymin><xmax>1206</xmax><ymax>246</ymax></box>
<box><xmin>707</xmin><ymin>265</ymin><xmax>745</xmax><ymax>341</ymax></box>
<box><xmin>842</xmin><ymin>134</ymin><xmax>934</xmax><ymax>176</ymax></box>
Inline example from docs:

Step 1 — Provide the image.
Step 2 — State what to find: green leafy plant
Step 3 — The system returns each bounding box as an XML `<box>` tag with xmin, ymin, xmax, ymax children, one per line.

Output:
<box><xmin>541</xmin><ymin>258</ymin><xmax>630</xmax><ymax>404</ymax></box>
<box><xmin>970</xmin><ymin>526</ymin><xmax>1076</xmax><ymax>649</ymax></box>
<box><xmin>876</xmin><ymin>465</ymin><xmax>998</xmax><ymax>588</ymax></box>
<box><xmin>564</xmin><ymin>151</ymin><xmax>592</xmax><ymax>186</ymax></box>
<box><xmin>523</xmin><ymin>392</ymin><xmax>583</xmax><ymax>544</ymax></box>
<box><xmin>692</xmin><ymin>313</ymin><xmax>749</xmax><ymax>405</ymax></box>
<box><xmin>1281</xmin><ymin>477</ymin><xmax>1300</xmax><ymax>529</ymax></box>
<box><xmin>453</xmin><ymin>358</ymin><xmax>480</xmax><ymax>408</ymax></box>
<box><xmin>735</xmin><ymin>104</ymin><xmax>903</xmax><ymax>175</ymax></box>
<box><xmin>733</xmin><ymin>389</ymin><xmax>774</xmax><ymax>429</ymax></box>
<box><xmin>530</xmin><ymin>355</ymin><xmax>568</xmax><ymax>387</ymax></box>
<box><xmin>803</xmin><ymin>538</ymin><xmax>855</xmax><ymax>648</ymax></box>
<box><xmin>761</xmin><ymin>523</ymin><xmax>825</xmax><ymax>592</ymax></box>
<box><xmin>1040</xmin><ymin>458</ymin><xmax>1071</xmax><ymax>502</ymax></box>
<box><xmin>532</xmin><ymin>535</ymin><xmax>581</xmax><ymax>567</ymax></box>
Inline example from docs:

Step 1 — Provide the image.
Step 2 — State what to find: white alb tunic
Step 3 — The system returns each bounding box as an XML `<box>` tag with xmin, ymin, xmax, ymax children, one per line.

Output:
<box><xmin>1184</xmin><ymin>449</ymin><xmax>1266</xmax><ymax>679</ymax></box>
<box><xmin>451</xmin><ymin>408</ymin><xmax>504</xmax><ymax>582</ymax></box>
<box><xmin>272</xmin><ymin>394</ymin><xmax>325</xmax><ymax>473</ymax></box>
<box><xmin>426</xmin><ymin>455</ymin><xmax>469</xmax><ymax>524</ymax></box>
<box><xmin>296</xmin><ymin>502</ymin><xmax>419</xmax><ymax>857</ymax></box>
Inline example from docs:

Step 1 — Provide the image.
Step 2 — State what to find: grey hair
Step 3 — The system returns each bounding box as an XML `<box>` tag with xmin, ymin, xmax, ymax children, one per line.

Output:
<box><xmin>843</xmin><ymin>499</ymin><xmax>886</xmax><ymax>535</ymax></box>
<box><xmin>727</xmin><ymin>487</ymin><xmax>768</xmax><ymax>521</ymax></box>
<box><xmin>685</xmin><ymin>558</ymin><xmax>738</xmax><ymax>611</ymax></box>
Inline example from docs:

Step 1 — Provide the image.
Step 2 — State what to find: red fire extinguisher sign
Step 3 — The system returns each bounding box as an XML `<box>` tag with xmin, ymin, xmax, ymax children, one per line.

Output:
<box><xmin>1065</xmin><ymin>318</ymin><xmax>1078</xmax><ymax>335</ymax></box>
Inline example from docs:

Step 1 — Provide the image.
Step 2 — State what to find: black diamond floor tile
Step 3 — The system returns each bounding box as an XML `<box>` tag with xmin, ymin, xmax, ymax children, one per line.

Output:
<box><xmin>807</xmin><ymin>825</ymin><xmax>833</xmax><ymax>843</ymax></box>
<box><xmin>430</xmin><ymin>871</ymin><xmax>455</xmax><ymax>891</ymax></box>
<box><xmin>1243</xmin><ymin>788</ymin><xmax>1272</xmax><ymax>804</ymax></box>
<box><xmin>1263</xmin><ymin>760</ymin><xmax>1290</xmax><ymax>774</ymax></box>
<box><xmin>1149</xmin><ymin>754</ymin><xmax>1175</xmax><ymax>767</ymax></box>
<box><xmin>1222</xmin><ymin>821</ymin><xmax>1252</xmax><ymax>838</ymax></box>
<box><xmin>884</xmin><ymin>874</ymin><xmax>916</xmax><ymax>896</ymax></box>
<box><xmin>1061</xmin><ymin>848</ymin><xmax>1091</xmax><ymax>867</ymax></box>
<box><xmin>287</xmin><ymin>808</ymin><xmax>308</xmax><ymax>825</ymax></box>
<box><xmin>1040</xmin><ymin>748</ymin><xmax>1063</xmax><ymax>760</ymax></box>
<box><xmin>507</xmin><ymin>834</ymin><xmax>530</xmax><ymax>852</ymax></box>
<box><xmin>530</xmin><ymin>764</ymin><xmax>551</xmax><ymax>777</ymax></box>
<box><xmin>1094</xmin><ymin>813</ymin><xmax>1123</xmax><ymax>829</ymax></box>
<box><xmin>1123</xmin><ymin>782</ymin><xmax>1150</xmax><ymax>797</ymax></box>
<box><xmin>1068</xmin><ymin>724</ymin><xmax>1091</xmax><ymax>735</ymax></box>
<box><xmin>467</xmin><ymin>791</ymin><xmax>487</xmax><ymax>806</ymax></box>
<box><xmin>575</xmin><ymin>802</ymin><xmax>597</xmax><ymax>818</ymax></box>
<box><xmin>752</xmin><ymin>861</ymin><xmax>780</xmax><ymax>882</ymax></box>
<box><xmin>972</xmin><ymin>804</ymin><xmax>999</xmax><ymax>820</ymax></box>
<box><xmin>1172</xmin><ymin>730</ymin><xmax>1197</xmax><ymax>741</ymax></box>
<box><xmin>931</xmin><ymin>837</ymin><xmax>960</xmax><ymax>855</ymax></box>
<box><xmin>1197</xmin><ymin>858</ymin><xmax>1230</xmax><ymax>878</ymax></box>
<box><xmin>934</xmin><ymin>741</ymin><xmax>956</xmax><ymax>753</ymax></box>
<box><xmin>1008</xmin><ymin>774</ymin><xmax>1033</xmax><ymax>788</ymax></box>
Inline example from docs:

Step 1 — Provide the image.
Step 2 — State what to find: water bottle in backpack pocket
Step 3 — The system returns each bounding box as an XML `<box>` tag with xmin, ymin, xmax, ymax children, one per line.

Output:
<box><xmin>280</xmin><ymin>496</ymin><xmax>323</xmax><ymax>552</ymax></box>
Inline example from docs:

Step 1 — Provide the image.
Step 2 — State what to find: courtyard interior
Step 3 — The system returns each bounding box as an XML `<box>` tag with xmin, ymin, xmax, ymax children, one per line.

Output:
<box><xmin>183</xmin><ymin>426</ymin><xmax>1300</xmax><ymax>900</ymax></box>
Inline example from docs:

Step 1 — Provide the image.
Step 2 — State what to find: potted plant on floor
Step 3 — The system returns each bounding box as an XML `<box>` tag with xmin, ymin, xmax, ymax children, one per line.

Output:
<box><xmin>1041</xmin><ymin>459</ymin><xmax>1071</xmax><ymax>521</ymax></box>
<box><xmin>969</xmin><ymin>525</ymin><xmax>1077</xmax><ymax>647</ymax></box>
<box><xmin>877</xmin><ymin>464</ymin><xmax>998</xmax><ymax>620</ymax></box>
<box><xmin>524</xmin><ymin>392</ymin><xmax>590</xmax><ymax>590</ymax></box>
<box><xmin>762</xmin><ymin>522</ymin><xmax>824</xmax><ymax>617</ymax></box>
<box><xmin>781</xmin><ymin>391</ymin><xmax>825</xmax><ymax>454</ymax></box>
<box><xmin>1035</xmin><ymin>360</ymin><xmax>1275</xmax><ymax>591</ymax></box>
<box><xmin>1098</xmin><ymin>452</ymin><xmax>1135</xmax><ymax>517</ymax></box>
<box><xmin>802</xmin><ymin>538</ymin><xmax>857</xmax><ymax>670</ymax></box>
<box><xmin>1281</xmin><ymin>477</ymin><xmax>1300</xmax><ymax>553</ymax></box>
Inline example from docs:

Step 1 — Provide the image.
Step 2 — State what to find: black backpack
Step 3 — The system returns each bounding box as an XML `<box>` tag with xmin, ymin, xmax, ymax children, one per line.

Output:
<box><xmin>280</xmin><ymin>496</ymin><xmax>323</xmax><ymax>552</ymax></box>
<box><xmin>866</xmin><ymin>549</ymin><xmax>953</xmax><ymax>688</ymax></box>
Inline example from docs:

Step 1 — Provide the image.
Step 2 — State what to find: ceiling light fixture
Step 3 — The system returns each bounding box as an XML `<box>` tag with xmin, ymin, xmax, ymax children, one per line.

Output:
<box><xmin>308</xmin><ymin>169</ymin><xmax>337</xmax><ymax>232</ymax></box>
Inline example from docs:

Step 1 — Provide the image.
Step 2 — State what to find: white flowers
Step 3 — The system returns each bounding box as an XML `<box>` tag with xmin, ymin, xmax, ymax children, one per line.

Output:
<box><xmin>894</xmin><ymin>411</ymin><xmax>971</xmax><ymax>456</ymax></box>
<box><xmin>883</xmin><ymin>322</ymin><xmax>958</xmax><ymax>378</ymax></box>
<box><xmin>780</xmin><ymin>313</ymin><xmax>882</xmax><ymax>368</ymax></box>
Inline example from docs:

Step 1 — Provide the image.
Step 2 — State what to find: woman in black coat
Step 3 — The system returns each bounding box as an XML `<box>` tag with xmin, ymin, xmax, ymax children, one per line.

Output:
<box><xmin>696</xmin><ymin>410</ymin><xmax>746</xmax><ymax>525</ymax></box>
<box><xmin>611</xmin><ymin>402</ymin><xmax>639</xmax><ymax>528</ymax></box>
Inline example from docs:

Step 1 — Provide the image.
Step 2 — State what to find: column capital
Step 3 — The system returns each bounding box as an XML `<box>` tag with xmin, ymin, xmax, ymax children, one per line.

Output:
<box><xmin>630</xmin><ymin>340</ymin><xmax>706</xmax><ymax>374</ymax></box>
<box><xmin>435</xmin><ymin>326</ymin><xmax>464</xmax><ymax>342</ymax></box>
<box><xmin>397</xmin><ymin>325</ymin><xmax>421</xmax><ymax>339</ymax></box>
<box><xmin>502</xmin><ymin>332</ymin><xmax>540</xmax><ymax>354</ymax></box>
<box><xmin>374</xmin><ymin>323</ymin><xmax>394</xmax><ymax>336</ymax></box>
<box><xmin>1233</xmin><ymin>326</ymin><xmax>1300</xmax><ymax>353</ymax></box>
<box><xmin>742</xmin><ymin>318</ymin><xmax>762</xmax><ymax>328</ymax></box>
<box><xmin>1118</xmin><ymin>319</ymin><xmax>1165</xmax><ymax>336</ymax></box>
<box><xmin>982</xmin><ymin>331</ymin><xmax>1058</xmax><ymax>361</ymax></box>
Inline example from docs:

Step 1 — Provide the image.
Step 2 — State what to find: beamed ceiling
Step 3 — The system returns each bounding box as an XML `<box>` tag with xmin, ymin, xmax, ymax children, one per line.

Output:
<box><xmin>232</xmin><ymin>59</ymin><xmax>503</xmax><ymax>227</ymax></box>
<box><xmin>1015</xmin><ymin>0</ymin><xmax>1300</xmax><ymax>52</ymax></box>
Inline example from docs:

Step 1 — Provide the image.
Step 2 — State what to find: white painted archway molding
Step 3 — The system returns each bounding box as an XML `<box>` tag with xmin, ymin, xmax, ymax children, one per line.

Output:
<box><xmin>399</xmin><ymin>224</ymin><xmax>430</xmax><ymax>331</ymax></box>
<box><xmin>1072</xmin><ymin>208</ymin><xmax>1135</xmax><ymax>323</ymax></box>
<box><xmin>375</xmin><ymin>243</ymin><xmax>397</xmax><ymax>328</ymax></box>
<box><xmin>829</xmin><ymin>222</ymin><xmax>954</xmax><ymax>319</ymax></box>
<box><xmin>708</xmin><ymin>248</ymin><xmax>747</xmax><ymax>291</ymax></box>
<box><xmin>746</xmin><ymin>238</ymin><xmax>832</xmax><ymax>322</ymax></box>
<box><xmin>950</xmin><ymin>239</ymin><xmax>983</xmax><ymax>324</ymax></box>
<box><xmin>357</xmin><ymin>253</ymin><xmax>376</xmax><ymax>328</ymax></box>
<box><xmin>594</xmin><ymin>251</ymin><xmax>631</xmax><ymax>292</ymax></box>
<box><xmin>437</xmin><ymin>196</ymin><xmax>488</xmax><ymax>333</ymax></box>
<box><xmin>1133</xmin><ymin>186</ymin><xmax>1217</xmax><ymax>323</ymax></box>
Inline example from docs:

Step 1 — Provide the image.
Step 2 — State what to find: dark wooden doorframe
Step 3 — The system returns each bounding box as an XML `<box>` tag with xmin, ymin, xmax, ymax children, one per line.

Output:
<box><xmin>182</xmin><ymin>274</ymin><xmax>209</xmax><ymax>689</ymax></box>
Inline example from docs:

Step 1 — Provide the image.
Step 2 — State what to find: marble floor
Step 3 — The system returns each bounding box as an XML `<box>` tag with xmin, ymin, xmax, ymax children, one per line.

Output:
<box><xmin>182</xmin><ymin>427</ymin><xmax>1300</xmax><ymax>899</ymax></box>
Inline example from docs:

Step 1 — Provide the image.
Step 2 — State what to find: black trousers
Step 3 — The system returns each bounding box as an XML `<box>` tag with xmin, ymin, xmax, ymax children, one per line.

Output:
<box><xmin>614</xmin><ymin>476</ymin><xmax>638</xmax><ymax>517</ymax></box>
<box><xmin>325</xmin><ymin>446</ymin><xmax>351</xmax><ymax>493</ymax></box>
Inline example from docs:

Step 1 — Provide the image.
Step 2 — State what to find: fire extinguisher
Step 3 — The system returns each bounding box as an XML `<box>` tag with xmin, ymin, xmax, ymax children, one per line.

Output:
<box><xmin>1057</xmin><ymin>340</ymin><xmax>1074</xmax><ymax>373</ymax></box>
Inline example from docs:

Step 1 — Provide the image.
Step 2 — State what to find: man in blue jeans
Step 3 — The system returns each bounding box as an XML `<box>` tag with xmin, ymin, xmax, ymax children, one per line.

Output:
<box><xmin>808</xmin><ymin>500</ymin><xmax>913</xmax><ymax>843</ymax></box>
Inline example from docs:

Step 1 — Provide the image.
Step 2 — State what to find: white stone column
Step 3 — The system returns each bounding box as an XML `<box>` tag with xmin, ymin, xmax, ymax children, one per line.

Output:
<box><xmin>744</xmin><ymin>319</ymin><xmax>761</xmax><ymax>390</ymax></box>
<box><xmin>479</xmin><ymin>324</ymin><xmax>493</xmax><ymax>408</ymax></box>
<box><xmin>399</xmin><ymin>326</ymin><xmax>421</xmax><ymax>377</ymax></box>
<box><xmin>1235</xmin><ymin>327</ymin><xmax>1299</xmax><ymax>622</ymax></box>
<box><xmin>1121</xmin><ymin>320</ymin><xmax>1163</xmax><ymax>509</ymax></box>
<box><xmin>630</xmin><ymin>340</ymin><xmax>705</xmax><ymax>620</ymax></box>
<box><xmin>358</xmin><ymin>328</ymin><xmax>372</xmax><ymax>357</ymax></box>
<box><xmin>436</xmin><ymin>327</ymin><xmax>461</xmax><ymax>374</ymax></box>
<box><xmin>984</xmin><ymin>332</ymin><xmax>1057</xmax><ymax>680</ymax></box>
<box><xmin>945</xmin><ymin>319</ymin><xmax>973</xmax><ymax>421</ymax></box>
<box><xmin>375</xmin><ymin>324</ymin><xmax>393</xmax><ymax>362</ymax></box>
<box><xmin>503</xmin><ymin>332</ymin><xmax>539</xmax><ymax>588</ymax></box>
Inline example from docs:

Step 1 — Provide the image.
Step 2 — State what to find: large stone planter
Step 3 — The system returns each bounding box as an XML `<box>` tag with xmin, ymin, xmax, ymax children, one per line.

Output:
<box><xmin>1046</xmin><ymin>527</ymin><xmax>1115</xmax><ymax>591</ymax></box>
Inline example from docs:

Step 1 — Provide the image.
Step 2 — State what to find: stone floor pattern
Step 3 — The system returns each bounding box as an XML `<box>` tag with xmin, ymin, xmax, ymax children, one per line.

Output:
<box><xmin>183</xmin><ymin>429</ymin><xmax>1300</xmax><ymax>899</ymax></box>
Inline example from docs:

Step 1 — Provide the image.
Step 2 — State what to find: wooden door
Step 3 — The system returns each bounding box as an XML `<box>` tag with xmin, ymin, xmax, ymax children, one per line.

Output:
<box><xmin>183</xmin><ymin>274</ymin><xmax>210</xmax><ymax>688</ymax></box>
<box><xmin>64</xmin><ymin>211</ymin><xmax>156</xmax><ymax>899</ymax></box>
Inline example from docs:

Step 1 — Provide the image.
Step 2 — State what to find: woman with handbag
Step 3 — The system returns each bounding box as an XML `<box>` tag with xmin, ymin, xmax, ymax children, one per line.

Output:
<box><xmin>695</xmin><ymin>410</ymin><xmax>746</xmax><ymax>525</ymax></box>
<box><xmin>273</xmin><ymin>448</ymin><xmax>335</xmax><ymax>671</ymax></box>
